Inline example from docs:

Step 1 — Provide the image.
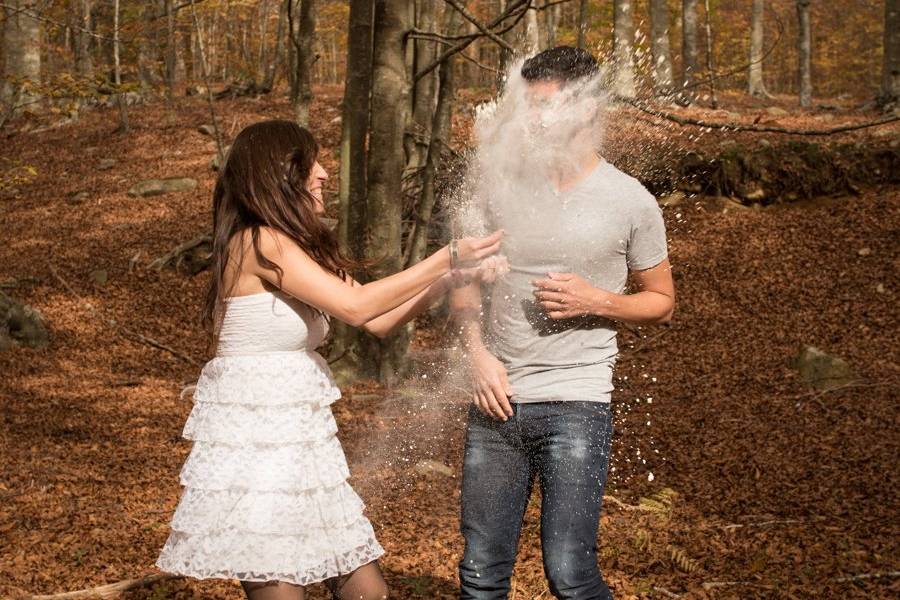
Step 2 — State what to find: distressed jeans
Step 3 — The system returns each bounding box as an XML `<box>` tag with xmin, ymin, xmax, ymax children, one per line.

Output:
<box><xmin>459</xmin><ymin>401</ymin><xmax>614</xmax><ymax>600</ymax></box>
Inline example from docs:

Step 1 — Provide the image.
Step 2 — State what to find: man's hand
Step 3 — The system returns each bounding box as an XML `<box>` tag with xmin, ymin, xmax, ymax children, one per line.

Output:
<box><xmin>531</xmin><ymin>272</ymin><xmax>607</xmax><ymax>320</ymax></box>
<box><xmin>471</xmin><ymin>347</ymin><xmax>514</xmax><ymax>421</ymax></box>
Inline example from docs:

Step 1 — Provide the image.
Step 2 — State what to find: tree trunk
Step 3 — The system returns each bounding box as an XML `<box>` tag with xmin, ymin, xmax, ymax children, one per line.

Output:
<box><xmin>332</xmin><ymin>0</ymin><xmax>374</xmax><ymax>379</ymax></box>
<box><xmin>681</xmin><ymin>0</ymin><xmax>700</xmax><ymax>90</ymax></box>
<box><xmin>1</xmin><ymin>0</ymin><xmax>41</xmax><ymax>108</ymax></box>
<box><xmin>408</xmin><ymin>0</ymin><xmax>439</xmax><ymax>173</ymax></box>
<box><xmin>881</xmin><ymin>0</ymin><xmax>900</xmax><ymax>107</ymax></box>
<box><xmin>165</xmin><ymin>0</ymin><xmax>177</xmax><ymax>102</ymax></box>
<box><xmin>523</xmin><ymin>5</ymin><xmax>540</xmax><ymax>53</ymax></box>
<box><xmin>264</xmin><ymin>0</ymin><xmax>288</xmax><ymax>91</ymax></box>
<box><xmin>649</xmin><ymin>0</ymin><xmax>673</xmax><ymax>94</ymax></box>
<box><xmin>289</xmin><ymin>0</ymin><xmax>316</xmax><ymax>126</ymax></box>
<box><xmin>545</xmin><ymin>3</ymin><xmax>560</xmax><ymax>49</ymax></box>
<box><xmin>257</xmin><ymin>0</ymin><xmax>271</xmax><ymax>86</ymax></box>
<box><xmin>702</xmin><ymin>0</ymin><xmax>717</xmax><ymax>108</ymax></box>
<box><xmin>405</xmin><ymin>7</ymin><xmax>461</xmax><ymax>269</ymax></box>
<box><xmin>796</xmin><ymin>0</ymin><xmax>811</xmax><ymax>107</ymax></box>
<box><xmin>748</xmin><ymin>0</ymin><xmax>768</xmax><ymax>97</ymax></box>
<box><xmin>74</xmin><ymin>0</ymin><xmax>93</xmax><ymax>79</ymax></box>
<box><xmin>366</xmin><ymin>0</ymin><xmax>412</xmax><ymax>383</ymax></box>
<box><xmin>613</xmin><ymin>0</ymin><xmax>636</xmax><ymax>98</ymax></box>
<box><xmin>577</xmin><ymin>0</ymin><xmax>588</xmax><ymax>49</ymax></box>
<box><xmin>138</xmin><ymin>2</ymin><xmax>157</xmax><ymax>89</ymax></box>
<box><xmin>113</xmin><ymin>0</ymin><xmax>121</xmax><ymax>85</ymax></box>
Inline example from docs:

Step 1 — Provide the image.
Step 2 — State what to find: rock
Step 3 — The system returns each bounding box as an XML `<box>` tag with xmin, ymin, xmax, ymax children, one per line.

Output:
<box><xmin>89</xmin><ymin>269</ymin><xmax>108</xmax><ymax>285</ymax></box>
<box><xmin>185</xmin><ymin>84</ymin><xmax>208</xmax><ymax>97</ymax></box>
<box><xmin>414</xmin><ymin>460</ymin><xmax>454</xmax><ymax>478</ymax></box>
<box><xmin>876</xmin><ymin>283</ymin><xmax>885</xmax><ymax>293</ymax></box>
<box><xmin>790</xmin><ymin>346</ymin><xmax>855</xmax><ymax>391</ymax></box>
<box><xmin>740</xmin><ymin>186</ymin><xmax>767</xmax><ymax>202</ymax></box>
<box><xmin>758</xmin><ymin>138</ymin><xmax>772</xmax><ymax>148</ymax></box>
<box><xmin>857</xmin><ymin>247</ymin><xmax>872</xmax><ymax>256</ymax></box>
<box><xmin>329</xmin><ymin>116</ymin><xmax>342</xmax><ymax>125</ymax></box>
<box><xmin>0</xmin><ymin>292</ymin><xmax>49</xmax><ymax>350</ymax></box>
<box><xmin>210</xmin><ymin>145</ymin><xmax>232</xmax><ymax>171</ymax></box>
<box><xmin>97</xmin><ymin>158</ymin><xmax>117</xmax><ymax>170</ymax></box>
<box><xmin>68</xmin><ymin>190</ymin><xmax>90</xmax><ymax>204</ymax></box>
<box><xmin>128</xmin><ymin>177</ymin><xmax>197</xmax><ymax>197</ymax></box>
<box><xmin>658</xmin><ymin>191</ymin><xmax>687</xmax><ymax>207</ymax></box>
<box><xmin>817</xmin><ymin>112</ymin><xmax>835</xmax><ymax>122</ymax></box>
<box><xmin>198</xmin><ymin>124</ymin><xmax>215</xmax><ymax>137</ymax></box>
<box><xmin>766</xmin><ymin>106</ymin><xmax>789</xmax><ymax>117</ymax></box>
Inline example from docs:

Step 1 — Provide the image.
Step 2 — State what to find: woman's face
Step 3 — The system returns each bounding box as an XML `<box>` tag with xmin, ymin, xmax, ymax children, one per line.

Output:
<box><xmin>306</xmin><ymin>160</ymin><xmax>328</xmax><ymax>215</ymax></box>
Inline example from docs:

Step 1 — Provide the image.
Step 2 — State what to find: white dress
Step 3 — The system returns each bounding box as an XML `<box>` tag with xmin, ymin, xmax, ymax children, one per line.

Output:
<box><xmin>156</xmin><ymin>291</ymin><xmax>384</xmax><ymax>585</ymax></box>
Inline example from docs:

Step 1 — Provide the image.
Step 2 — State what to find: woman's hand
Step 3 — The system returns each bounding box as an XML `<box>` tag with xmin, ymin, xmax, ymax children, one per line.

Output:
<box><xmin>441</xmin><ymin>255</ymin><xmax>510</xmax><ymax>291</ymax></box>
<box><xmin>453</xmin><ymin>229</ymin><xmax>504</xmax><ymax>268</ymax></box>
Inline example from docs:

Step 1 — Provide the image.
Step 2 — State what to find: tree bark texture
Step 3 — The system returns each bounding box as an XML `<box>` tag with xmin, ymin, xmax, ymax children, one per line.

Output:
<box><xmin>649</xmin><ymin>0</ymin><xmax>673</xmax><ymax>94</ymax></box>
<box><xmin>613</xmin><ymin>0</ymin><xmax>636</xmax><ymax>98</ymax></box>
<box><xmin>748</xmin><ymin>0</ymin><xmax>768</xmax><ymax>96</ymax></box>
<box><xmin>881</xmin><ymin>0</ymin><xmax>900</xmax><ymax>106</ymax></box>
<box><xmin>682</xmin><ymin>0</ymin><xmax>700</xmax><ymax>90</ymax></box>
<box><xmin>365</xmin><ymin>0</ymin><xmax>412</xmax><ymax>383</ymax></box>
<box><xmin>796</xmin><ymin>0</ymin><xmax>812</xmax><ymax>107</ymax></box>
<box><xmin>290</xmin><ymin>0</ymin><xmax>316</xmax><ymax>126</ymax></box>
<box><xmin>2</xmin><ymin>0</ymin><xmax>41</xmax><ymax>107</ymax></box>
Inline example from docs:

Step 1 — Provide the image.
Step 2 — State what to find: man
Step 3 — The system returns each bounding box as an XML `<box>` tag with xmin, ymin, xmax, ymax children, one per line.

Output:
<box><xmin>451</xmin><ymin>46</ymin><xmax>675</xmax><ymax>600</ymax></box>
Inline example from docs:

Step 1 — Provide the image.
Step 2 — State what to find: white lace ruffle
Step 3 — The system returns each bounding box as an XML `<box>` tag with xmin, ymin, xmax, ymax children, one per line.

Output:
<box><xmin>192</xmin><ymin>352</ymin><xmax>341</xmax><ymax>408</ymax></box>
<box><xmin>155</xmin><ymin>520</ymin><xmax>385</xmax><ymax>585</ymax></box>
<box><xmin>180</xmin><ymin>435</ymin><xmax>350</xmax><ymax>492</ymax></box>
<box><xmin>158</xmin><ymin>350</ymin><xmax>383</xmax><ymax>585</ymax></box>
<box><xmin>170</xmin><ymin>483</ymin><xmax>367</xmax><ymax>534</ymax></box>
<box><xmin>183</xmin><ymin>401</ymin><xmax>339</xmax><ymax>445</ymax></box>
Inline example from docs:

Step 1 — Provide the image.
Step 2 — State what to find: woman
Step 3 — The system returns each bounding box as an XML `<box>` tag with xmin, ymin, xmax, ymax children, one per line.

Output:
<box><xmin>155</xmin><ymin>120</ymin><xmax>503</xmax><ymax>600</ymax></box>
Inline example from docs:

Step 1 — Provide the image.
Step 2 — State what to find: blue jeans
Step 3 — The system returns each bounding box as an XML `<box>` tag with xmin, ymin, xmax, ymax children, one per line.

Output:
<box><xmin>459</xmin><ymin>401</ymin><xmax>614</xmax><ymax>600</ymax></box>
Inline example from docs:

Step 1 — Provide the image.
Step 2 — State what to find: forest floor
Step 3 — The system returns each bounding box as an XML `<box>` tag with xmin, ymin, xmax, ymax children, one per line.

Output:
<box><xmin>1</xmin><ymin>88</ymin><xmax>898</xmax><ymax>599</ymax></box>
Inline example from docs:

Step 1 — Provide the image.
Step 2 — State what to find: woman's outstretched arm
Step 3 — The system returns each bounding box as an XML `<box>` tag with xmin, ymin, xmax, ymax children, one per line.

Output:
<box><xmin>253</xmin><ymin>227</ymin><xmax>503</xmax><ymax>328</ymax></box>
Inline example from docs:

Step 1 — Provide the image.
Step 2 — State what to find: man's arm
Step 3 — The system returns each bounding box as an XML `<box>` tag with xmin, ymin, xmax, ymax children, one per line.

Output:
<box><xmin>531</xmin><ymin>258</ymin><xmax>675</xmax><ymax>325</ymax></box>
<box><xmin>450</xmin><ymin>282</ymin><xmax>514</xmax><ymax>421</ymax></box>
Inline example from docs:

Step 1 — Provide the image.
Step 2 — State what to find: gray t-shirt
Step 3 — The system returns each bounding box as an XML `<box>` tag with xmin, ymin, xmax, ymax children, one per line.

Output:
<box><xmin>481</xmin><ymin>160</ymin><xmax>668</xmax><ymax>403</ymax></box>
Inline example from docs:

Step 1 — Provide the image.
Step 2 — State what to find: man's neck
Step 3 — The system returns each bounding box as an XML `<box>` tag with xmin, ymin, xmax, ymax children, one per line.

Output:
<box><xmin>550</xmin><ymin>151</ymin><xmax>603</xmax><ymax>193</ymax></box>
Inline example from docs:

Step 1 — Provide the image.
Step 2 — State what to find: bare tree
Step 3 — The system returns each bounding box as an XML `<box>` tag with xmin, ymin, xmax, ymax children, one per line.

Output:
<box><xmin>577</xmin><ymin>0</ymin><xmax>588</xmax><ymax>49</ymax></box>
<box><xmin>748</xmin><ymin>0</ymin><xmax>769</xmax><ymax>97</ymax></box>
<box><xmin>702</xmin><ymin>0</ymin><xmax>717</xmax><ymax>108</ymax></box>
<box><xmin>405</xmin><ymin>7</ymin><xmax>463</xmax><ymax>268</ymax></box>
<box><xmin>74</xmin><ymin>0</ymin><xmax>93</xmax><ymax>78</ymax></box>
<box><xmin>263</xmin><ymin>0</ymin><xmax>289</xmax><ymax>91</ymax></box>
<box><xmin>649</xmin><ymin>0</ymin><xmax>673</xmax><ymax>94</ymax></box>
<box><xmin>1</xmin><ymin>0</ymin><xmax>41</xmax><ymax>108</ymax></box>
<box><xmin>544</xmin><ymin>2</ymin><xmax>560</xmax><ymax>49</ymax></box>
<box><xmin>796</xmin><ymin>0</ymin><xmax>811</xmax><ymax>107</ymax></box>
<box><xmin>288</xmin><ymin>0</ymin><xmax>316</xmax><ymax>126</ymax></box>
<box><xmin>365</xmin><ymin>0</ymin><xmax>413</xmax><ymax>382</ymax></box>
<box><xmin>408</xmin><ymin>0</ymin><xmax>440</xmax><ymax>172</ymax></box>
<box><xmin>165</xmin><ymin>0</ymin><xmax>177</xmax><ymax>102</ymax></box>
<box><xmin>682</xmin><ymin>0</ymin><xmax>700</xmax><ymax>91</ymax></box>
<box><xmin>613</xmin><ymin>0</ymin><xmax>636</xmax><ymax>98</ymax></box>
<box><xmin>881</xmin><ymin>0</ymin><xmax>900</xmax><ymax>108</ymax></box>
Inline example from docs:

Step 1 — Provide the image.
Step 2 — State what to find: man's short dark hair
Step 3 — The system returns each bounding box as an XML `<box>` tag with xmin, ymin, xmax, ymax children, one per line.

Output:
<box><xmin>521</xmin><ymin>46</ymin><xmax>599</xmax><ymax>82</ymax></box>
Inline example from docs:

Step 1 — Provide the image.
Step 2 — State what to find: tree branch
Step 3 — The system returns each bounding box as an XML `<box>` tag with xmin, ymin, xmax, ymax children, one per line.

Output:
<box><xmin>443</xmin><ymin>0</ymin><xmax>515</xmax><ymax>53</ymax></box>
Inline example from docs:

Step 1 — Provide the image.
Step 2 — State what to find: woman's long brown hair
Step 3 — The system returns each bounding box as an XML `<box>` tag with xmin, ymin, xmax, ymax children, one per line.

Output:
<box><xmin>202</xmin><ymin>120</ymin><xmax>356</xmax><ymax>339</ymax></box>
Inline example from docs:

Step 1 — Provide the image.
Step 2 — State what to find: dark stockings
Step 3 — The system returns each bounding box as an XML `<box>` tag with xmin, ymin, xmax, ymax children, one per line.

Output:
<box><xmin>241</xmin><ymin>581</ymin><xmax>305</xmax><ymax>600</ymax></box>
<box><xmin>240</xmin><ymin>562</ymin><xmax>387</xmax><ymax>600</ymax></box>
<box><xmin>325</xmin><ymin>562</ymin><xmax>389</xmax><ymax>600</ymax></box>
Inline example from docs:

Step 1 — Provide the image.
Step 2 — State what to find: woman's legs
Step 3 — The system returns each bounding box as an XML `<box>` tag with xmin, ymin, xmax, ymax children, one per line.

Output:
<box><xmin>240</xmin><ymin>581</ymin><xmax>305</xmax><ymax>600</ymax></box>
<box><xmin>326</xmin><ymin>561</ymin><xmax>388</xmax><ymax>600</ymax></box>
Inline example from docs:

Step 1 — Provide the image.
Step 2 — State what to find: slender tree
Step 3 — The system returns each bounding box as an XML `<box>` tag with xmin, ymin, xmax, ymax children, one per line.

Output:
<box><xmin>649</xmin><ymin>0</ymin><xmax>673</xmax><ymax>94</ymax></box>
<box><xmin>796</xmin><ymin>0</ymin><xmax>812</xmax><ymax>107</ymax></box>
<box><xmin>289</xmin><ymin>0</ymin><xmax>316</xmax><ymax>126</ymax></box>
<box><xmin>1</xmin><ymin>0</ymin><xmax>41</xmax><ymax>108</ymax></box>
<box><xmin>702</xmin><ymin>0</ymin><xmax>717</xmax><ymax>108</ymax></box>
<box><xmin>165</xmin><ymin>0</ymin><xmax>177</xmax><ymax>102</ymax></box>
<box><xmin>408</xmin><ymin>0</ymin><xmax>440</xmax><ymax>172</ymax></box>
<box><xmin>748</xmin><ymin>0</ymin><xmax>769</xmax><ymax>97</ymax></box>
<box><xmin>74</xmin><ymin>0</ymin><xmax>93</xmax><ymax>79</ymax></box>
<box><xmin>682</xmin><ymin>0</ymin><xmax>700</xmax><ymax>91</ymax></box>
<box><xmin>613</xmin><ymin>0</ymin><xmax>636</xmax><ymax>98</ymax></box>
<box><xmin>577</xmin><ymin>0</ymin><xmax>588</xmax><ymax>49</ymax></box>
<box><xmin>263</xmin><ymin>0</ymin><xmax>289</xmax><ymax>91</ymax></box>
<box><xmin>881</xmin><ymin>0</ymin><xmax>900</xmax><ymax>107</ymax></box>
<box><xmin>365</xmin><ymin>0</ymin><xmax>413</xmax><ymax>382</ymax></box>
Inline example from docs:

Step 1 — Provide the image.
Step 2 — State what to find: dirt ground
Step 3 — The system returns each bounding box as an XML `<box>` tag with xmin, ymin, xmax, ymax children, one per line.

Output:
<box><xmin>1</xmin><ymin>89</ymin><xmax>898</xmax><ymax>599</ymax></box>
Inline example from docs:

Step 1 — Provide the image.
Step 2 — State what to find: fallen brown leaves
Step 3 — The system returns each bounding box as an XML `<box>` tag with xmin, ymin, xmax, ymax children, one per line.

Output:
<box><xmin>1</xmin><ymin>89</ymin><xmax>898</xmax><ymax>599</ymax></box>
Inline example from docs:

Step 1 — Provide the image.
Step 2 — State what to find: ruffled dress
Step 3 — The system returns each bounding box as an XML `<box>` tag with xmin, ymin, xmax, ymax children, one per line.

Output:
<box><xmin>156</xmin><ymin>291</ymin><xmax>384</xmax><ymax>584</ymax></box>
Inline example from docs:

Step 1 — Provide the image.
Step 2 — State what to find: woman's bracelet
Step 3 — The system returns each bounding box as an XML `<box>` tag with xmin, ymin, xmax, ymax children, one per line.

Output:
<box><xmin>449</xmin><ymin>239</ymin><xmax>460</xmax><ymax>269</ymax></box>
